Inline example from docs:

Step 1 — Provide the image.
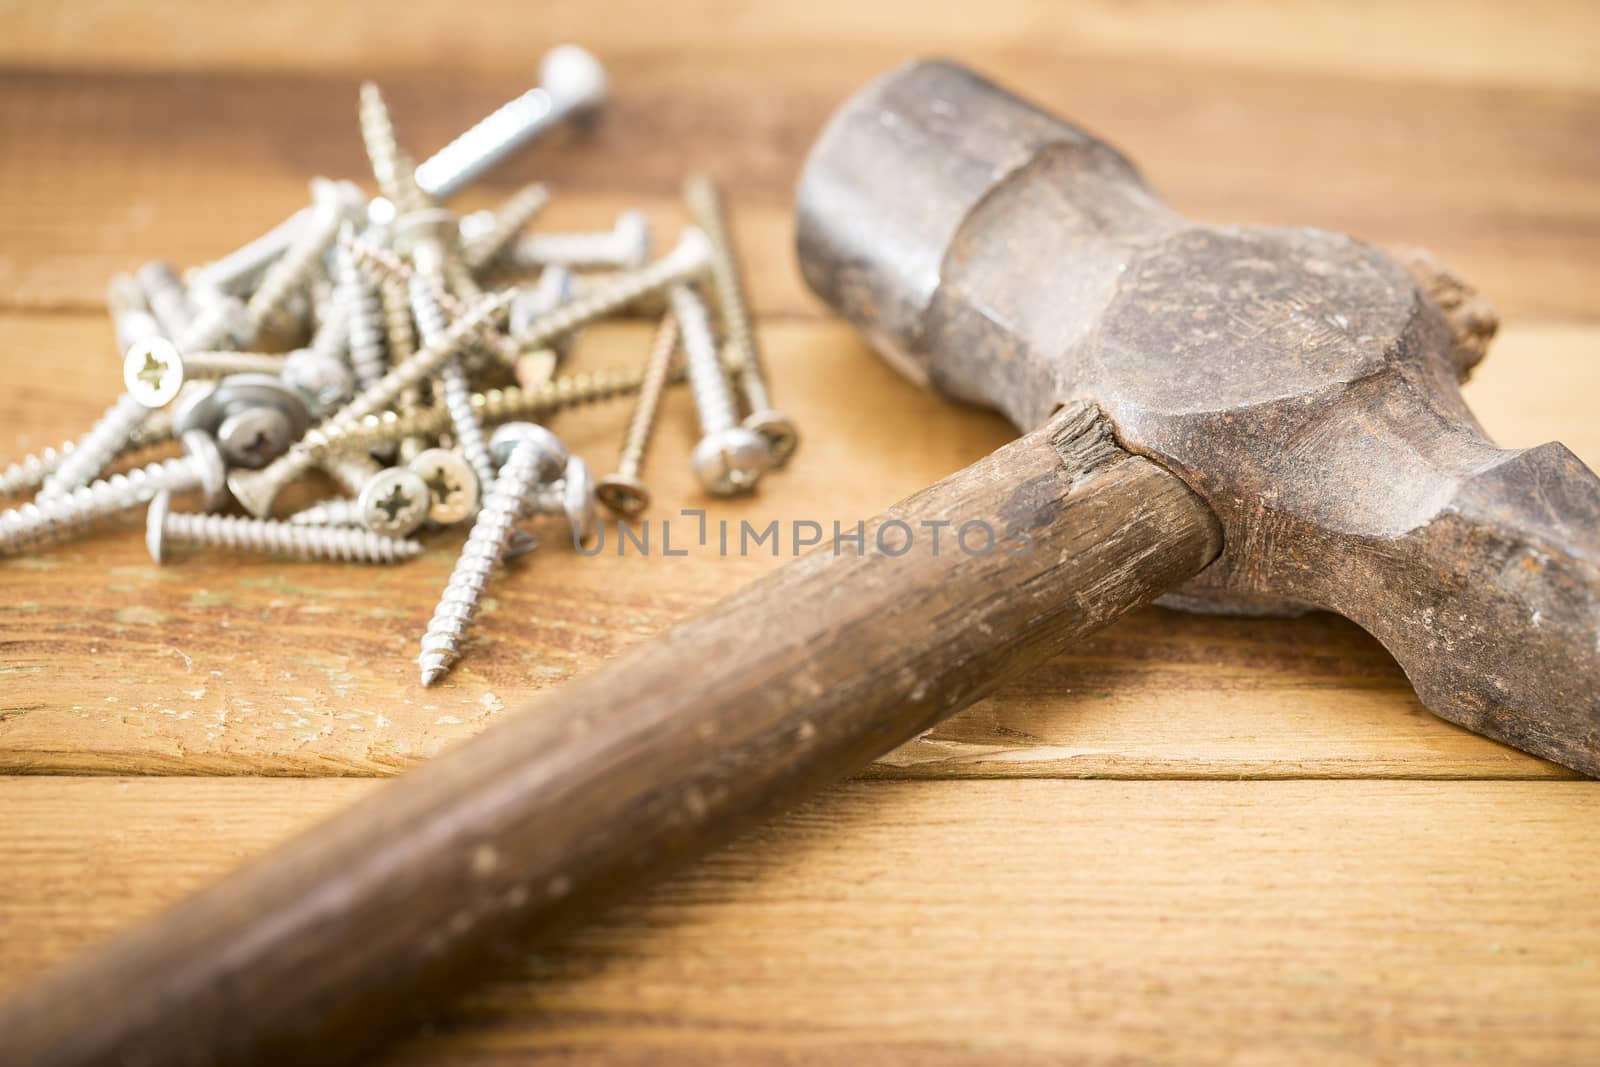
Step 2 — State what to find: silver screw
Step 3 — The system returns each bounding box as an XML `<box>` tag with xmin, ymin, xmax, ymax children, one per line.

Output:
<box><xmin>174</xmin><ymin>374</ymin><xmax>310</xmax><ymax>471</ymax></box>
<box><xmin>669</xmin><ymin>284</ymin><xmax>771</xmax><ymax>496</ymax></box>
<box><xmin>359</xmin><ymin>82</ymin><xmax>429</xmax><ymax>217</ymax></box>
<box><xmin>177</xmin><ymin>293</ymin><xmax>256</xmax><ymax>354</ymax></box>
<box><xmin>527</xmin><ymin>454</ymin><xmax>598</xmax><ymax>547</ymax></box>
<box><xmin>227</xmin><ymin>289</ymin><xmax>513</xmax><ymax>517</ymax></box>
<box><xmin>509</xmin><ymin>210</ymin><xmax>651</xmax><ymax>272</ymax></box>
<box><xmin>596</xmin><ymin>311</ymin><xmax>678</xmax><ymax>516</ymax></box>
<box><xmin>684</xmin><ymin>174</ymin><xmax>798</xmax><ymax>467</ymax></box>
<box><xmin>185</xmin><ymin>206</ymin><xmax>313</xmax><ymax>298</ymax></box>
<box><xmin>418</xmin><ymin>422</ymin><xmax>567</xmax><ymax>686</ymax></box>
<box><xmin>334</xmin><ymin>225</ymin><xmax>389</xmax><ymax>391</ymax></box>
<box><xmin>460</xmin><ymin>182</ymin><xmax>550</xmax><ymax>272</ymax></box>
<box><xmin>146</xmin><ymin>490</ymin><xmax>422</xmax><ymax>565</ymax></box>
<box><xmin>247</xmin><ymin>179</ymin><xmax>352</xmax><ymax>336</ymax></box>
<box><xmin>408</xmin><ymin>274</ymin><xmax>495</xmax><ymax>494</ymax></box>
<box><xmin>0</xmin><ymin>431</ymin><xmax>225</xmax><ymax>556</ymax></box>
<box><xmin>412</xmin><ymin>45</ymin><xmax>608</xmax><ymax>201</ymax></box>
<box><xmin>287</xmin><ymin>497</ymin><xmax>363</xmax><ymax>528</ymax></box>
<box><xmin>121</xmin><ymin>337</ymin><xmax>186</xmax><ymax>408</ymax></box>
<box><xmin>281</xmin><ymin>347</ymin><xmax>354</xmax><ymax>417</ymax></box>
<box><xmin>39</xmin><ymin>391</ymin><xmax>157</xmax><ymax>499</ymax></box>
<box><xmin>408</xmin><ymin>448</ymin><xmax>480</xmax><ymax>525</ymax></box>
<box><xmin>0</xmin><ymin>443</ymin><xmax>74</xmax><ymax>500</ymax></box>
<box><xmin>357</xmin><ymin>467</ymin><xmax>431</xmax><ymax>537</ymax></box>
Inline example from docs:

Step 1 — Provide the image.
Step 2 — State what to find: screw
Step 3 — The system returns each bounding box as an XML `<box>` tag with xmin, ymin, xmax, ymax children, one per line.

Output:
<box><xmin>137</xmin><ymin>261</ymin><xmax>195</xmax><ymax>342</ymax></box>
<box><xmin>334</xmin><ymin>225</ymin><xmax>389</xmax><ymax>391</ymax></box>
<box><xmin>108</xmin><ymin>273</ymin><xmax>163</xmax><ymax>355</ymax></box>
<box><xmin>460</xmin><ymin>182</ymin><xmax>550</xmax><ymax>272</ymax></box>
<box><xmin>172</xmin><ymin>351</ymin><xmax>294</xmax><ymax>379</ymax></box>
<box><xmin>227</xmin><ymin>289</ymin><xmax>512</xmax><ymax>517</ymax></box>
<box><xmin>528</xmin><ymin>454</ymin><xmax>599</xmax><ymax>547</ymax></box>
<box><xmin>412</xmin><ymin>45</ymin><xmax>608</xmax><ymax>201</ymax></box>
<box><xmin>185</xmin><ymin>206</ymin><xmax>313</xmax><ymax>298</ymax></box>
<box><xmin>509</xmin><ymin>265</ymin><xmax>576</xmax><ymax>390</ymax></box>
<box><xmin>174</xmin><ymin>374</ymin><xmax>310</xmax><ymax>471</ymax></box>
<box><xmin>286</xmin><ymin>496</ymin><xmax>363</xmax><ymax>528</ymax></box>
<box><xmin>597</xmin><ymin>311</ymin><xmax>678</xmax><ymax>516</ymax></box>
<box><xmin>669</xmin><ymin>284</ymin><xmax>771</xmax><ymax>496</ymax></box>
<box><xmin>684</xmin><ymin>174</ymin><xmax>798</xmax><ymax>467</ymax></box>
<box><xmin>410</xmin><ymin>275</ymin><xmax>496</xmax><ymax>492</ymax></box>
<box><xmin>177</xmin><ymin>293</ymin><xmax>256</xmax><ymax>354</ymax></box>
<box><xmin>122</xmin><ymin>338</ymin><xmax>186</xmax><ymax>408</ymax></box>
<box><xmin>357</xmin><ymin>467</ymin><xmax>431</xmax><ymax>537</ymax></box>
<box><xmin>247</xmin><ymin>179</ymin><xmax>353</xmax><ymax>337</ymax></box>
<box><xmin>418</xmin><ymin>422</ymin><xmax>567</xmax><ymax>686</ymax></box>
<box><xmin>146</xmin><ymin>490</ymin><xmax>422</xmax><ymax>565</ymax></box>
<box><xmin>0</xmin><ymin>443</ymin><xmax>74</xmax><ymax>500</ymax></box>
<box><xmin>510</xmin><ymin>227</ymin><xmax>711</xmax><ymax>352</ymax></box>
<box><xmin>510</xmin><ymin>210</ymin><xmax>650</xmax><ymax>271</ymax></box>
<box><xmin>39</xmin><ymin>391</ymin><xmax>157</xmax><ymax>499</ymax></box>
<box><xmin>359</xmin><ymin>82</ymin><xmax>429</xmax><ymax>218</ymax></box>
<box><xmin>0</xmin><ymin>431</ymin><xmax>225</xmax><ymax>556</ymax></box>
<box><xmin>408</xmin><ymin>448</ymin><xmax>481</xmax><ymax>525</ymax></box>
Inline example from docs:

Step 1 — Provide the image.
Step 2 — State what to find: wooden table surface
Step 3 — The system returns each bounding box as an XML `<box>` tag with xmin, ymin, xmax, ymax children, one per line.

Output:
<box><xmin>2</xmin><ymin>2</ymin><xmax>1598</xmax><ymax>1063</ymax></box>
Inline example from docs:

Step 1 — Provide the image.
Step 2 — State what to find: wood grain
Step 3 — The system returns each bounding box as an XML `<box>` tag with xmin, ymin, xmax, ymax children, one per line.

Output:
<box><xmin>3</xmin><ymin>775</ymin><xmax>1598</xmax><ymax>1065</ymax></box>
<box><xmin>3</xmin><ymin>319</ymin><xmax>1592</xmax><ymax>780</ymax></box>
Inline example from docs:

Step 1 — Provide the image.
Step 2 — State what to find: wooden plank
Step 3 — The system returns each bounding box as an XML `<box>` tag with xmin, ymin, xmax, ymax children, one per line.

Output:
<box><xmin>0</xmin><ymin>55</ymin><xmax>1595</xmax><ymax>319</ymax></box>
<box><xmin>1</xmin><ymin>316</ymin><xmax>1594</xmax><ymax>779</ymax></box>
<box><xmin>3</xmin><ymin>0</ymin><xmax>1595</xmax><ymax>92</ymax></box>
<box><xmin>3</xmin><ymin>776</ymin><xmax>1599</xmax><ymax>1064</ymax></box>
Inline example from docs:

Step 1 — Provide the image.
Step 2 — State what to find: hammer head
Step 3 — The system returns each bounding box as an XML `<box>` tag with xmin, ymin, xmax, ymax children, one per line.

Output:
<box><xmin>797</xmin><ymin>61</ymin><xmax>1600</xmax><ymax>774</ymax></box>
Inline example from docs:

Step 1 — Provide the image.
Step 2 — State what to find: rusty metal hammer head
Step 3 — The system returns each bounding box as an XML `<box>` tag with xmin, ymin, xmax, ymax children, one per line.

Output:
<box><xmin>796</xmin><ymin>60</ymin><xmax>1600</xmax><ymax>774</ymax></box>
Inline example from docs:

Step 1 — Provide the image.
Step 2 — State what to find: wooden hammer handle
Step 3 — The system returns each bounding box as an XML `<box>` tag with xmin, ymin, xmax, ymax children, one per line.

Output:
<box><xmin>0</xmin><ymin>403</ymin><xmax>1221</xmax><ymax>1067</ymax></box>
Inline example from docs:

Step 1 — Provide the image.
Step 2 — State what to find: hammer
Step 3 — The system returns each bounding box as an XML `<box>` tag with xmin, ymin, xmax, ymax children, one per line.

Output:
<box><xmin>2</xmin><ymin>60</ymin><xmax>1595</xmax><ymax>1066</ymax></box>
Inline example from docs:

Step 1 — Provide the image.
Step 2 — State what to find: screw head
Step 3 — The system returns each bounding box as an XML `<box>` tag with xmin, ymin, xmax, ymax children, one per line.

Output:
<box><xmin>558</xmin><ymin>456</ymin><xmax>598</xmax><ymax>546</ymax></box>
<box><xmin>489</xmin><ymin>422</ymin><xmax>568</xmax><ymax>482</ymax></box>
<box><xmin>282</xmin><ymin>348</ymin><xmax>354</xmax><ymax>416</ymax></box>
<box><xmin>144</xmin><ymin>490</ymin><xmax>173</xmax><ymax>564</ymax></box>
<box><xmin>408</xmin><ymin>448</ymin><xmax>480</xmax><ymax>525</ymax></box>
<box><xmin>123</xmin><ymin>338</ymin><xmax>185</xmax><ymax>408</ymax></box>
<box><xmin>596</xmin><ymin>472</ymin><xmax>650</xmax><ymax>517</ymax></box>
<box><xmin>541</xmin><ymin>45</ymin><xmax>608</xmax><ymax>116</ymax></box>
<box><xmin>358</xmin><ymin>468</ymin><xmax>431</xmax><ymax>536</ymax></box>
<box><xmin>742</xmin><ymin>409</ymin><xmax>800</xmax><ymax>468</ymax></box>
<box><xmin>175</xmin><ymin>373</ymin><xmax>310</xmax><ymax>444</ymax></box>
<box><xmin>217</xmin><ymin>407</ymin><xmax>295</xmax><ymax>469</ymax></box>
<box><xmin>691</xmin><ymin>426</ymin><xmax>772</xmax><ymax>496</ymax></box>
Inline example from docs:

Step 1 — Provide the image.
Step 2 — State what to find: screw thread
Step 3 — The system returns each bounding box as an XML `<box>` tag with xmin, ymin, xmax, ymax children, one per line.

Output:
<box><xmin>138</xmin><ymin>261</ymin><xmax>194</xmax><ymax>341</ymax></box>
<box><xmin>176</xmin><ymin>299</ymin><xmax>249</xmax><ymax>353</ymax></box>
<box><xmin>615</xmin><ymin>312</ymin><xmax>680</xmax><ymax>479</ymax></box>
<box><xmin>511</xmin><ymin>229</ymin><xmax>623</xmax><ymax>270</ymax></box>
<box><xmin>164</xmin><ymin>510</ymin><xmax>422</xmax><ymax>563</ymax></box>
<box><xmin>0</xmin><ymin>443</ymin><xmax>73</xmax><ymax>499</ymax></box>
<box><xmin>462</xmin><ymin>182</ymin><xmax>550</xmax><ymax>272</ymax></box>
<box><xmin>411</xmin><ymin>276</ymin><xmax>496</xmax><ymax>491</ymax></box>
<box><xmin>321</xmin><ymin>453</ymin><xmax>381</xmax><ymax>497</ymax></box>
<box><xmin>359</xmin><ymin>83</ymin><xmax>429</xmax><ymax>216</ymax></box>
<box><xmin>413</xmin><ymin>88</ymin><xmax>554</xmax><ymax>201</ymax></box>
<box><xmin>684</xmin><ymin>176</ymin><xmax>762</xmax><ymax>380</ymax></box>
<box><xmin>186</xmin><ymin>207</ymin><xmax>310</xmax><ymax>297</ymax></box>
<box><xmin>670</xmin><ymin>285</ymin><xmax>737</xmax><ymax>435</ymax></box>
<box><xmin>40</xmin><ymin>393</ymin><xmax>152</xmax><ymax>499</ymax></box>
<box><xmin>248</xmin><ymin>199</ymin><xmax>342</xmax><ymax>334</ymax></box>
<box><xmin>418</xmin><ymin>439</ymin><xmax>546</xmax><ymax>684</ymax></box>
<box><xmin>337</xmin><ymin>237</ymin><xmax>389</xmax><ymax>389</ymax></box>
<box><xmin>512</xmin><ymin>236</ymin><xmax>709</xmax><ymax>352</ymax></box>
<box><xmin>0</xmin><ymin>455</ymin><xmax>201</xmax><ymax>555</ymax></box>
<box><xmin>286</xmin><ymin>497</ymin><xmax>363</xmax><ymax>527</ymax></box>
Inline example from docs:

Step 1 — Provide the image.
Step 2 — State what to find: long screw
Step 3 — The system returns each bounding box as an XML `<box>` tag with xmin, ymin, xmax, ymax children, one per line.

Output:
<box><xmin>38</xmin><ymin>393</ymin><xmax>154</xmax><ymax>499</ymax></box>
<box><xmin>412</xmin><ymin>45</ymin><xmax>608</xmax><ymax>201</ymax></box>
<box><xmin>0</xmin><ymin>431</ymin><xmax>225</xmax><ymax>556</ymax></box>
<box><xmin>418</xmin><ymin>423</ymin><xmax>567</xmax><ymax>686</ymax></box>
<box><xmin>185</xmin><ymin>206</ymin><xmax>313</xmax><ymax>298</ymax></box>
<box><xmin>509</xmin><ymin>210</ymin><xmax>650</xmax><ymax>271</ymax></box>
<box><xmin>596</xmin><ymin>312</ymin><xmax>678</xmax><ymax>516</ymax></box>
<box><xmin>359</xmin><ymin>82</ymin><xmax>429</xmax><ymax>217</ymax></box>
<box><xmin>247</xmin><ymin>179</ymin><xmax>350</xmax><ymax>336</ymax></box>
<box><xmin>335</xmin><ymin>226</ymin><xmax>389</xmax><ymax>390</ymax></box>
<box><xmin>411</xmin><ymin>276</ymin><xmax>495</xmax><ymax>492</ymax></box>
<box><xmin>683</xmin><ymin>174</ymin><xmax>798</xmax><ymax>467</ymax></box>
<box><xmin>0</xmin><ymin>444</ymin><xmax>74</xmax><ymax>499</ymax></box>
<box><xmin>108</xmin><ymin>273</ymin><xmax>163</xmax><ymax>355</ymax></box>
<box><xmin>670</xmin><ymin>285</ymin><xmax>772</xmax><ymax>496</ymax></box>
<box><xmin>146</xmin><ymin>491</ymin><xmax>421</xmax><ymax>565</ymax></box>
<box><xmin>461</xmin><ymin>182</ymin><xmax>550</xmax><ymax>272</ymax></box>
<box><xmin>287</xmin><ymin>497</ymin><xmax>363</xmax><ymax>528</ymax></box>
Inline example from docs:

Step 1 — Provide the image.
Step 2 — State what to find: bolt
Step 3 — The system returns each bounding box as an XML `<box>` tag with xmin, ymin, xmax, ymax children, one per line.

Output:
<box><xmin>683</xmin><ymin>174</ymin><xmax>798</xmax><ymax>467</ymax></box>
<box><xmin>597</xmin><ymin>311</ymin><xmax>678</xmax><ymax>516</ymax></box>
<box><xmin>410</xmin><ymin>274</ymin><xmax>495</xmax><ymax>492</ymax></box>
<box><xmin>408</xmin><ymin>448</ymin><xmax>481</xmax><ymax>525</ymax></box>
<box><xmin>0</xmin><ymin>431</ymin><xmax>225</xmax><ymax>556</ymax></box>
<box><xmin>418</xmin><ymin>422</ymin><xmax>567</xmax><ymax>686</ymax></box>
<box><xmin>510</xmin><ymin>210</ymin><xmax>650</xmax><ymax>271</ymax></box>
<box><xmin>460</xmin><ymin>182</ymin><xmax>550</xmax><ymax>272</ymax></box>
<box><xmin>669</xmin><ymin>284</ymin><xmax>771</xmax><ymax>496</ymax></box>
<box><xmin>412</xmin><ymin>45</ymin><xmax>608</xmax><ymax>201</ymax></box>
<box><xmin>146</xmin><ymin>490</ymin><xmax>422</xmax><ymax>565</ymax></box>
<box><xmin>357</xmin><ymin>466</ymin><xmax>430</xmax><ymax>537</ymax></box>
<box><xmin>528</xmin><ymin>454</ymin><xmax>598</xmax><ymax>547</ymax></box>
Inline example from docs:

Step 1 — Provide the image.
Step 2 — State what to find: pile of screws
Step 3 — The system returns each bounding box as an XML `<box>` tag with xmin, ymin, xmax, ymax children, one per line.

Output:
<box><xmin>0</xmin><ymin>45</ymin><xmax>798</xmax><ymax>687</ymax></box>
